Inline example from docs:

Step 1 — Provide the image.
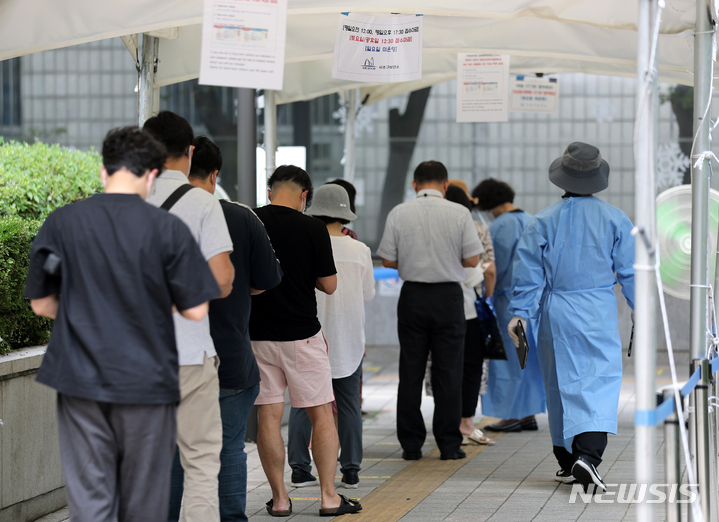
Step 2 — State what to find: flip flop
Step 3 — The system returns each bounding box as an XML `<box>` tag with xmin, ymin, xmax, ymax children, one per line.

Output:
<box><xmin>319</xmin><ymin>494</ymin><xmax>362</xmax><ymax>516</ymax></box>
<box><xmin>266</xmin><ymin>498</ymin><xmax>292</xmax><ymax>517</ymax></box>
<box><xmin>462</xmin><ymin>428</ymin><xmax>495</xmax><ymax>445</ymax></box>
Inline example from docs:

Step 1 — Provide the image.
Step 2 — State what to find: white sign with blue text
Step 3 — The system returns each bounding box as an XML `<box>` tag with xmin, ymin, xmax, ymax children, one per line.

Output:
<box><xmin>332</xmin><ymin>13</ymin><xmax>423</xmax><ymax>83</ymax></box>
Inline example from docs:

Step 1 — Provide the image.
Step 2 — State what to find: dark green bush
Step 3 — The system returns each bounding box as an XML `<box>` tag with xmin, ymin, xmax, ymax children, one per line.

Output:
<box><xmin>0</xmin><ymin>139</ymin><xmax>102</xmax><ymax>220</ymax></box>
<box><xmin>0</xmin><ymin>140</ymin><xmax>102</xmax><ymax>352</ymax></box>
<box><xmin>0</xmin><ymin>216</ymin><xmax>52</xmax><ymax>353</ymax></box>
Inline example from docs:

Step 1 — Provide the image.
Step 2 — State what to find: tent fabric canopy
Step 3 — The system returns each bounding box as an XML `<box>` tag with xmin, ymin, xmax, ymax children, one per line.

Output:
<box><xmin>0</xmin><ymin>1</ymin><xmax>703</xmax><ymax>104</ymax></box>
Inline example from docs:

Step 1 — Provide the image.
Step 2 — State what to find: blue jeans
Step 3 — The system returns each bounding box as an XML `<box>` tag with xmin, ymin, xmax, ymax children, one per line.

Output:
<box><xmin>168</xmin><ymin>383</ymin><xmax>260</xmax><ymax>522</ymax></box>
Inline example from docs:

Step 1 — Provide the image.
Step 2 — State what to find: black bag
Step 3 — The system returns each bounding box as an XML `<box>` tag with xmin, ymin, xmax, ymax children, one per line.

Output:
<box><xmin>474</xmin><ymin>292</ymin><xmax>507</xmax><ymax>360</ymax></box>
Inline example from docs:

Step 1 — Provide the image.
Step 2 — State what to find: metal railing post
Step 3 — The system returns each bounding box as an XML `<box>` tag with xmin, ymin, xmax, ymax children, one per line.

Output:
<box><xmin>694</xmin><ymin>359</ymin><xmax>711</xmax><ymax>520</ymax></box>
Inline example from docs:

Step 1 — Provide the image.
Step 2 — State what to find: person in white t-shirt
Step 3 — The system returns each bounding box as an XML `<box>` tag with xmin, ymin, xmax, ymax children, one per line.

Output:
<box><xmin>287</xmin><ymin>183</ymin><xmax>375</xmax><ymax>490</ymax></box>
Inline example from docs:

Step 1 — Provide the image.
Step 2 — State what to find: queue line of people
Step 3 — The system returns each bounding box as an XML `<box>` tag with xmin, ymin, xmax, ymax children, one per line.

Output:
<box><xmin>24</xmin><ymin>108</ymin><xmax>634</xmax><ymax>522</ymax></box>
<box><xmin>25</xmin><ymin>111</ymin><xmax>368</xmax><ymax>522</ymax></box>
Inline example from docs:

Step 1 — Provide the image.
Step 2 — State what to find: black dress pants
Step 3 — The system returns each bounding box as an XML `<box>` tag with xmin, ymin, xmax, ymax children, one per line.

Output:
<box><xmin>461</xmin><ymin>318</ymin><xmax>484</xmax><ymax>418</ymax></box>
<box><xmin>397</xmin><ymin>281</ymin><xmax>465</xmax><ymax>455</ymax></box>
<box><xmin>553</xmin><ymin>431</ymin><xmax>608</xmax><ymax>470</ymax></box>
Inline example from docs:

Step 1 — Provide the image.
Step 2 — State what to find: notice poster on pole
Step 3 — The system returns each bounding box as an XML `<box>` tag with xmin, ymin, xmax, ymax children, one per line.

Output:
<box><xmin>199</xmin><ymin>0</ymin><xmax>287</xmax><ymax>90</ymax></box>
<box><xmin>332</xmin><ymin>13</ymin><xmax>423</xmax><ymax>83</ymax></box>
<box><xmin>456</xmin><ymin>54</ymin><xmax>510</xmax><ymax>123</ymax></box>
<box><xmin>510</xmin><ymin>76</ymin><xmax>559</xmax><ymax>113</ymax></box>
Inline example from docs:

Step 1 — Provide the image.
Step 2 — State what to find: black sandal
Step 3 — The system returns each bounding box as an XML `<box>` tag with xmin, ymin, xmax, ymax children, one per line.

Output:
<box><xmin>319</xmin><ymin>494</ymin><xmax>362</xmax><ymax>516</ymax></box>
<box><xmin>266</xmin><ymin>498</ymin><xmax>292</xmax><ymax>517</ymax></box>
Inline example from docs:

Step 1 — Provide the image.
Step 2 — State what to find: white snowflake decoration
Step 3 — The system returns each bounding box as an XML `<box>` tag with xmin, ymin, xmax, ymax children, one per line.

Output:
<box><xmin>592</xmin><ymin>98</ymin><xmax>617</xmax><ymax>124</ymax></box>
<box><xmin>656</xmin><ymin>142</ymin><xmax>690</xmax><ymax>191</ymax></box>
<box><xmin>332</xmin><ymin>96</ymin><xmax>377</xmax><ymax>138</ymax></box>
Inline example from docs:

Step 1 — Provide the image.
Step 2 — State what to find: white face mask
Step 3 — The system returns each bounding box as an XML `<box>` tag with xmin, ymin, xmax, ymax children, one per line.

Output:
<box><xmin>300</xmin><ymin>192</ymin><xmax>307</xmax><ymax>213</ymax></box>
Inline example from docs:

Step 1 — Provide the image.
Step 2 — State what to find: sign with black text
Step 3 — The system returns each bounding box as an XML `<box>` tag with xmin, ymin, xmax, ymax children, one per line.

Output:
<box><xmin>332</xmin><ymin>13</ymin><xmax>423</xmax><ymax>83</ymax></box>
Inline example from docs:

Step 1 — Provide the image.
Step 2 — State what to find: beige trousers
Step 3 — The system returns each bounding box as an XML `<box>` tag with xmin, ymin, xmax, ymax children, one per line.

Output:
<box><xmin>177</xmin><ymin>355</ymin><xmax>222</xmax><ymax>522</ymax></box>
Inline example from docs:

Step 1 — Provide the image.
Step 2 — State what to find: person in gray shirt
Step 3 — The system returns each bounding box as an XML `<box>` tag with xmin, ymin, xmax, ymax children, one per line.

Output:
<box><xmin>378</xmin><ymin>160</ymin><xmax>482</xmax><ymax>460</ymax></box>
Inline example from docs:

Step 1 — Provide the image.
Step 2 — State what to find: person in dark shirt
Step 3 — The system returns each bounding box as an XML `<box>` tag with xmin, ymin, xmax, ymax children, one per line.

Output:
<box><xmin>25</xmin><ymin>126</ymin><xmax>219</xmax><ymax>522</ymax></box>
<box><xmin>249</xmin><ymin>165</ymin><xmax>362</xmax><ymax>517</ymax></box>
<box><xmin>184</xmin><ymin>136</ymin><xmax>282</xmax><ymax>522</ymax></box>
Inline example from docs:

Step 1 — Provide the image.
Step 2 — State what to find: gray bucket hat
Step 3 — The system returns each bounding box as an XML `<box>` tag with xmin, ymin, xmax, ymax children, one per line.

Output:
<box><xmin>548</xmin><ymin>142</ymin><xmax>610</xmax><ymax>194</ymax></box>
<box><xmin>306</xmin><ymin>184</ymin><xmax>357</xmax><ymax>222</ymax></box>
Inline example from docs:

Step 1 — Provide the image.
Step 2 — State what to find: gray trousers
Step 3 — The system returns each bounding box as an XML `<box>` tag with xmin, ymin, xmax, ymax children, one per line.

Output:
<box><xmin>287</xmin><ymin>361</ymin><xmax>363</xmax><ymax>474</ymax></box>
<box><xmin>56</xmin><ymin>393</ymin><xmax>177</xmax><ymax>522</ymax></box>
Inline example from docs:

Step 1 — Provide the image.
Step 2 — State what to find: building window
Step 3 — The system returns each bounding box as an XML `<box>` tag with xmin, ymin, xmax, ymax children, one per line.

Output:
<box><xmin>0</xmin><ymin>58</ymin><xmax>21</xmax><ymax>127</ymax></box>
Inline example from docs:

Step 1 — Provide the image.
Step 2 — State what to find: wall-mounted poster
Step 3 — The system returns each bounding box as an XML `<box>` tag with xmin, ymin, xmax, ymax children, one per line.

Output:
<box><xmin>199</xmin><ymin>0</ymin><xmax>288</xmax><ymax>90</ymax></box>
<box><xmin>332</xmin><ymin>13</ymin><xmax>423</xmax><ymax>83</ymax></box>
<box><xmin>456</xmin><ymin>54</ymin><xmax>510</xmax><ymax>123</ymax></box>
<box><xmin>510</xmin><ymin>76</ymin><xmax>559</xmax><ymax>113</ymax></box>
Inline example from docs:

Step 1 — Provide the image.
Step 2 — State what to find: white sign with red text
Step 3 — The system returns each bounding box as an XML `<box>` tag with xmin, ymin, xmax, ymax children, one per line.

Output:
<box><xmin>199</xmin><ymin>0</ymin><xmax>287</xmax><ymax>90</ymax></box>
<box><xmin>510</xmin><ymin>76</ymin><xmax>559</xmax><ymax>113</ymax></box>
<box><xmin>332</xmin><ymin>13</ymin><xmax>423</xmax><ymax>83</ymax></box>
<box><xmin>456</xmin><ymin>54</ymin><xmax>510</xmax><ymax>123</ymax></box>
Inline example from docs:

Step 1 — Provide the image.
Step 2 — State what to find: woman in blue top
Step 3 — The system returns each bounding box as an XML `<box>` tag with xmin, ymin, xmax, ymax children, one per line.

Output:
<box><xmin>507</xmin><ymin>143</ymin><xmax>634</xmax><ymax>492</ymax></box>
<box><xmin>473</xmin><ymin>179</ymin><xmax>547</xmax><ymax>433</ymax></box>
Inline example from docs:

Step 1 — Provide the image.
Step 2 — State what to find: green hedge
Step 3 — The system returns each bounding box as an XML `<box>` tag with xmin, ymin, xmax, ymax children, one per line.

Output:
<box><xmin>0</xmin><ymin>139</ymin><xmax>102</xmax><ymax>220</ymax></box>
<box><xmin>0</xmin><ymin>139</ymin><xmax>102</xmax><ymax>353</ymax></box>
<box><xmin>0</xmin><ymin>216</ymin><xmax>52</xmax><ymax>353</ymax></box>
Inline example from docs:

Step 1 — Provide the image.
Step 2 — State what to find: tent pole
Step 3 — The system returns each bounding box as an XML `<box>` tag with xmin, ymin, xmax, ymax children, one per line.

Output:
<box><xmin>634</xmin><ymin>1</ymin><xmax>658</xmax><ymax>521</ymax></box>
<box><xmin>265</xmin><ymin>90</ymin><xmax>278</xmax><ymax>190</ymax></box>
<box><xmin>138</xmin><ymin>34</ymin><xmax>158</xmax><ymax>126</ymax></box>
<box><xmin>689</xmin><ymin>1</ymin><xmax>714</xmax><ymax>519</ymax></box>
<box><xmin>237</xmin><ymin>88</ymin><xmax>257</xmax><ymax>206</ymax></box>
<box><xmin>343</xmin><ymin>89</ymin><xmax>357</xmax><ymax>182</ymax></box>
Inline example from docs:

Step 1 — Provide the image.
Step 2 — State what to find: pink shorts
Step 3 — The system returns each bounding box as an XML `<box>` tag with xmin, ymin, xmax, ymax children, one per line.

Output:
<box><xmin>251</xmin><ymin>330</ymin><xmax>335</xmax><ymax>408</ymax></box>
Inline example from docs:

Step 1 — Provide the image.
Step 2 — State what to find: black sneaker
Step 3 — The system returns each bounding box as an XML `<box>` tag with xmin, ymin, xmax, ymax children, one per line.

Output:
<box><xmin>571</xmin><ymin>457</ymin><xmax>606</xmax><ymax>491</ymax></box>
<box><xmin>340</xmin><ymin>469</ymin><xmax>359</xmax><ymax>489</ymax></box>
<box><xmin>402</xmin><ymin>450</ymin><xmax>422</xmax><ymax>460</ymax></box>
<box><xmin>291</xmin><ymin>468</ymin><xmax>317</xmax><ymax>488</ymax></box>
<box><xmin>554</xmin><ymin>469</ymin><xmax>576</xmax><ymax>484</ymax></box>
<box><xmin>440</xmin><ymin>449</ymin><xmax>467</xmax><ymax>460</ymax></box>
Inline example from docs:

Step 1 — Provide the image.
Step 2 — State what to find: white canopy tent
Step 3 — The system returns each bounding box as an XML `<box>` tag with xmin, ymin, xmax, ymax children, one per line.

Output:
<box><xmin>0</xmin><ymin>0</ymin><xmax>710</xmax><ymax>104</ymax></box>
<box><xmin>1</xmin><ymin>2</ymin><xmax>718</xmax><ymax>521</ymax></box>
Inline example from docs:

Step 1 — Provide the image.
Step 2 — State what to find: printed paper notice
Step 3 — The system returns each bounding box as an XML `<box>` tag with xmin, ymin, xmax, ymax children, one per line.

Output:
<box><xmin>456</xmin><ymin>54</ymin><xmax>509</xmax><ymax>123</ymax></box>
<box><xmin>199</xmin><ymin>0</ymin><xmax>287</xmax><ymax>90</ymax></box>
<box><xmin>332</xmin><ymin>13</ymin><xmax>423</xmax><ymax>83</ymax></box>
<box><xmin>510</xmin><ymin>77</ymin><xmax>559</xmax><ymax>113</ymax></box>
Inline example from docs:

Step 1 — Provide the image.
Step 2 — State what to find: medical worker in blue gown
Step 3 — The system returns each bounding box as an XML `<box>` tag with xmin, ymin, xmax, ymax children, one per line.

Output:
<box><xmin>507</xmin><ymin>142</ymin><xmax>634</xmax><ymax>492</ymax></box>
<box><xmin>472</xmin><ymin>179</ymin><xmax>547</xmax><ymax>433</ymax></box>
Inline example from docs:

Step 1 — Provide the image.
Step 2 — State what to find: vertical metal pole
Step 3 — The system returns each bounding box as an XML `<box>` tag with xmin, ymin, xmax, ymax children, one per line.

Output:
<box><xmin>689</xmin><ymin>4</ymin><xmax>714</xmax><ymax>520</ymax></box>
<box><xmin>138</xmin><ymin>34</ymin><xmax>158</xmax><ymax>126</ymax></box>
<box><xmin>635</xmin><ymin>2</ymin><xmax>658</xmax><ymax>520</ymax></box>
<box><xmin>236</xmin><ymin>88</ymin><xmax>257</xmax><ymax>207</ymax></box>
<box><xmin>264</xmin><ymin>90</ymin><xmax>278</xmax><ymax>187</ymax></box>
<box><xmin>695</xmin><ymin>359</ymin><xmax>712</xmax><ymax>519</ymax></box>
<box><xmin>343</xmin><ymin>89</ymin><xmax>358</xmax><ymax>182</ymax></box>
<box><xmin>664</xmin><ymin>388</ymin><xmax>682</xmax><ymax>522</ymax></box>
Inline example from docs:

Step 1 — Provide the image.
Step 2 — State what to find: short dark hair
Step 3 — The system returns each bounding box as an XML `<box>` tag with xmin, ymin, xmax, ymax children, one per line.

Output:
<box><xmin>189</xmin><ymin>136</ymin><xmax>222</xmax><ymax>181</ymax></box>
<box><xmin>313</xmin><ymin>215</ymin><xmax>350</xmax><ymax>226</ymax></box>
<box><xmin>102</xmin><ymin>126</ymin><xmax>167</xmax><ymax>177</ymax></box>
<box><xmin>142</xmin><ymin>111</ymin><xmax>194</xmax><ymax>158</ymax></box>
<box><xmin>472</xmin><ymin>178</ymin><xmax>515</xmax><ymax>210</ymax></box>
<box><xmin>326</xmin><ymin>179</ymin><xmax>357</xmax><ymax>213</ymax></box>
<box><xmin>414</xmin><ymin>161</ymin><xmax>448</xmax><ymax>184</ymax></box>
<box><xmin>445</xmin><ymin>185</ymin><xmax>473</xmax><ymax>211</ymax></box>
<box><xmin>268</xmin><ymin>165</ymin><xmax>313</xmax><ymax>205</ymax></box>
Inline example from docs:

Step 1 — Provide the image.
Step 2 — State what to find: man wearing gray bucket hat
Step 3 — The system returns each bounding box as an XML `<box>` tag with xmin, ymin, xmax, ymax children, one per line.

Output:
<box><xmin>507</xmin><ymin>142</ymin><xmax>635</xmax><ymax>492</ymax></box>
<box><xmin>288</xmin><ymin>183</ymin><xmax>375</xmax><ymax>490</ymax></box>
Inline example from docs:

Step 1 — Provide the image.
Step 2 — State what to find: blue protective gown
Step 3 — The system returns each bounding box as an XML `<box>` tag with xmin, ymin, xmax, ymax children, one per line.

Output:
<box><xmin>508</xmin><ymin>196</ymin><xmax>635</xmax><ymax>452</ymax></box>
<box><xmin>481</xmin><ymin>210</ymin><xmax>547</xmax><ymax>420</ymax></box>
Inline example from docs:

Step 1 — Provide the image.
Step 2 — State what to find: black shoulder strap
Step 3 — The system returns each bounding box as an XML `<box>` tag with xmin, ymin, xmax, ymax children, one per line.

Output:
<box><xmin>160</xmin><ymin>184</ymin><xmax>196</xmax><ymax>211</ymax></box>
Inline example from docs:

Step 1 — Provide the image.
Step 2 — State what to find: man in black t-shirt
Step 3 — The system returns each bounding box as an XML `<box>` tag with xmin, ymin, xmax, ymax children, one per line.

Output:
<box><xmin>187</xmin><ymin>136</ymin><xmax>283</xmax><ymax>521</ymax></box>
<box><xmin>249</xmin><ymin>166</ymin><xmax>361</xmax><ymax>517</ymax></box>
<box><xmin>25</xmin><ymin>127</ymin><xmax>219</xmax><ymax>522</ymax></box>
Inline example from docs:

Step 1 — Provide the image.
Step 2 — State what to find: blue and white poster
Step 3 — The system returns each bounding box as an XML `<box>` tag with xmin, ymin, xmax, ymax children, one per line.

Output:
<box><xmin>332</xmin><ymin>13</ymin><xmax>423</xmax><ymax>83</ymax></box>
